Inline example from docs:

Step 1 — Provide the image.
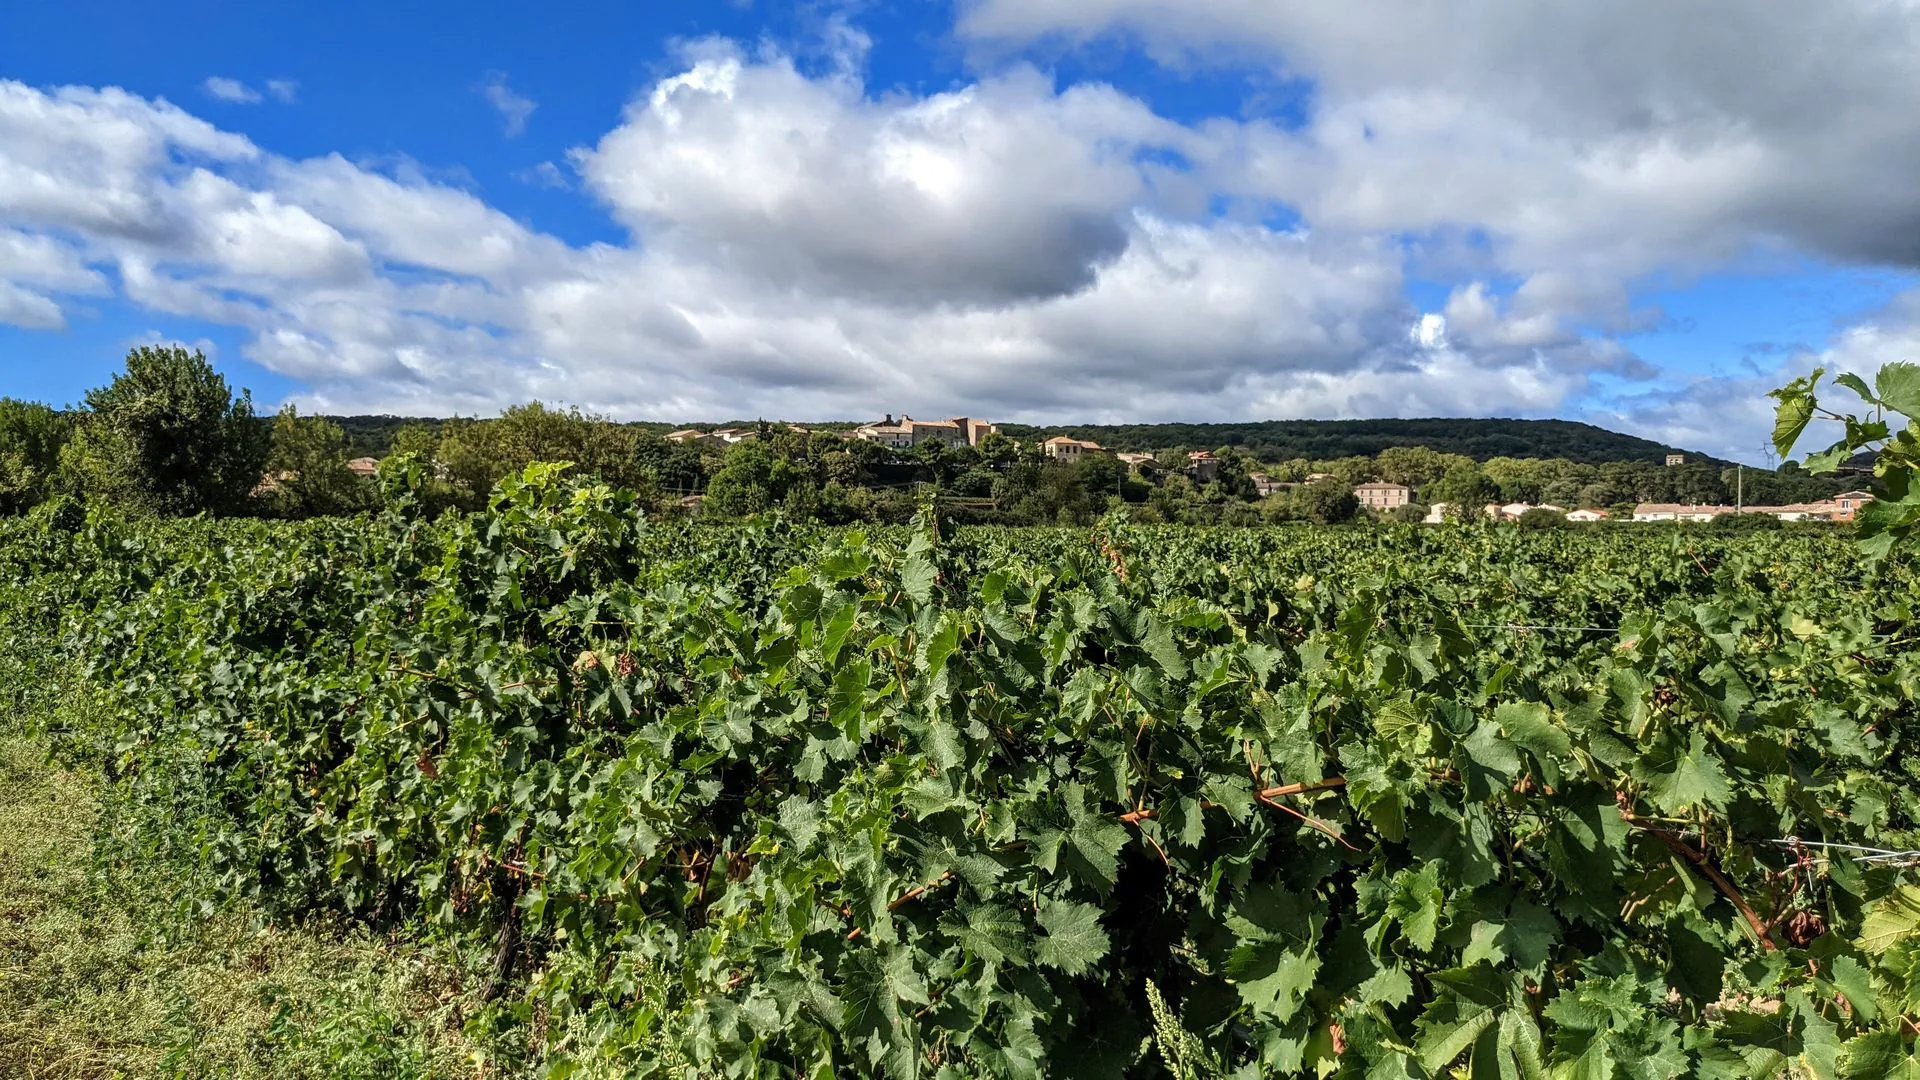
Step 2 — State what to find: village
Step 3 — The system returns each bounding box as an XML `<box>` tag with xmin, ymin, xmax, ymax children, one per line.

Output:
<box><xmin>417</xmin><ymin>413</ymin><xmax>1867</xmax><ymax>525</ymax></box>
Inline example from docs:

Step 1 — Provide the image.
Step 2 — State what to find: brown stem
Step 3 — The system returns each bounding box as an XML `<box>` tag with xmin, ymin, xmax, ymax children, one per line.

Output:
<box><xmin>1119</xmin><ymin>777</ymin><xmax>1347</xmax><ymax>824</ymax></box>
<box><xmin>888</xmin><ymin>871</ymin><xmax>954</xmax><ymax>912</ymax></box>
<box><xmin>1623</xmin><ymin>809</ymin><xmax>1777</xmax><ymax>951</ymax></box>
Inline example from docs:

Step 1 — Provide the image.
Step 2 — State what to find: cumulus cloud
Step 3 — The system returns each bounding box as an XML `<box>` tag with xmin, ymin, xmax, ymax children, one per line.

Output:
<box><xmin>1</xmin><ymin>14</ymin><xmax>1875</xmax><ymax>459</ymax></box>
<box><xmin>953</xmin><ymin>0</ymin><xmax>1920</xmax><ymax>453</ymax></box>
<box><xmin>575</xmin><ymin>46</ymin><xmax>1181</xmax><ymax>306</ymax></box>
<box><xmin>963</xmin><ymin>0</ymin><xmax>1920</xmax><ymax>279</ymax></box>
<box><xmin>477</xmin><ymin>71</ymin><xmax>536</xmax><ymax>138</ymax></box>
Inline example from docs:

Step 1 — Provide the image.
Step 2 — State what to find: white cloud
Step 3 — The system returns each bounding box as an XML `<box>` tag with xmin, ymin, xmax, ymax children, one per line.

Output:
<box><xmin>0</xmin><ymin>22</ymin><xmax>1889</xmax><ymax>460</ymax></box>
<box><xmin>0</xmin><ymin>280</ymin><xmax>66</xmax><ymax>330</ymax></box>
<box><xmin>477</xmin><ymin>71</ymin><xmax>536</xmax><ymax>138</ymax></box>
<box><xmin>962</xmin><ymin>0</ymin><xmax>1920</xmax><ymax>278</ymax></box>
<box><xmin>203</xmin><ymin>76</ymin><xmax>263</xmax><ymax>104</ymax></box>
<box><xmin>951</xmin><ymin>0</ymin><xmax>1920</xmax><ymax>455</ymax></box>
<box><xmin>265</xmin><ymin>79</ymin><xmax>299</xmax><ymax>104</ymax></box>
<box><xmin>516</xmin><ymin>161</ymin><xmax>569</xmax><ymax>189</ymax></box>
<box><xmin>576</xmin><ymin>47</ymin><xmax>1183</xmax><ymax>306</ymax></box>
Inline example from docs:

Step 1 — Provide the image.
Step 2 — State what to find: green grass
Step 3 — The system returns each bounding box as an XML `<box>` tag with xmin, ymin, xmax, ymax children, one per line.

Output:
<box><xmin>0</xmin><ymin>735</ymin><xmax>484</xmax><ymax>1080</ymax></box>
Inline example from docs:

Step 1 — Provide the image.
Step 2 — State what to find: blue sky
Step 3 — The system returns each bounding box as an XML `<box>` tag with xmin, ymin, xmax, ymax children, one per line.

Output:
<box><xmin>3</xmin><ymin>0</ymin><xmax>1918</xmax><ymax>459</ymax></box>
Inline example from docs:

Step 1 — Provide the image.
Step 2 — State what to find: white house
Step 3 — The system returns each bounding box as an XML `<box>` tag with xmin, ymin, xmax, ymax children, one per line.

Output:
<box><xmin>1632</xmin><ymin>503</ymin><xmax>1736</xmax><ymax>522</ymax></box>
<box><xmin>1565</xmin><ymin>509</ymin><xmax>1609</xmax><ymax>522</ymax></box>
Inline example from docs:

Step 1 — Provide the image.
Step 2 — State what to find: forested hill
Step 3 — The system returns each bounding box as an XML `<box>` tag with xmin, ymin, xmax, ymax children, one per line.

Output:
<box><xmin>326</xmin><ymin>413</ymin><xmax>1727</xmax><ymax>469</ymax></box>
<box><xmin>994</xmin><ymin>417</ymin><xmax>1726</xmax><ymax>467</ymax></box>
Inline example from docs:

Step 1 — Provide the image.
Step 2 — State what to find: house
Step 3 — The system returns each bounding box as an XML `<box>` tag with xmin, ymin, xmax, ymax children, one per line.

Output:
<box><xmin>1760</xmin><ymin>502</ymin><xmax>1842</xmax><ymax>522</ymax></box>
<box><xmin>252</xmin><ymin>469</ymin><xmax>297</xmax><ymax>497</ymax></box>
<box><xmin>1305</xmin><ymin>472</ymin><xmax>1334</xmax><ymax>483</ymax></box>
<box><xmin>1495</xmin><ymin>502</ymin><xmax>1563</xmax><ymax>519</ymax></box>
<box><xmin>346</xmin><ymin>457</ymin><xmax>380</xmax><ymax>479</ymax></box>
<box><xmin>708</xmin><ymin>427</ymin><xmax>760</xmax><ymax>445</ymax></box>
<box><xmin>1188</xmin><ymin>450</ymin><xmax>1220</xmax><ymax>483</ymax></box>
<box><xmin>665</xmin><ymin>429</ymin><xmax>726</xmax><ymax>448</ymax></box>
<box><xmin>1249</xmin><ymin>472</ymin><xmax>1288</xmax><ymax>498</ymax></box>
<box><xmin>899</xmin><ymin>418</ymin><xmax>966</xmax><ymax>447</ymax></box>
<box><xmin>854</xmin><ymin>416</ymin><xmax>916</xmax><ymax>449</ymax></box>
<box><xmin>1424</xmin><ymin>502</ymin><xmax>1452</xmax><ymax>523</ymax></box>
<box><xmin>1666</xmin><ymin>453</ymin><xmax>1686</xmax><ymax>467</ymax></box>
<box><xmin>1354</xmin><ymin>481</ymin><xmax>1413</xmax><ymax>510</ymax></box>
<box><xmin>1116</xmin><ymin>452</ymin><xmax>1165</xmax><ymax>478</ymax></box>
<box><xmin>1565</xmin><ymin>509</ymin><xmax>1609</xmax><ymax>522</ymax></box>
<box><xmin>1833</xmin><ymin>490</ymin><xmax>1874</xmax><ymax>521</ymax></box>
<box><xmin>1632</xmin><ymin>503</ymin><xmax>1737</xmax><ymax>522</ymax></box>
<box><xmin>948</xmin><ymin>417</ymin><xmax>998</xmax><ymax>447</ymax></box>
<box><xmin>1044</xmin><ymin>436</ymin><xmax>1104</xmax><ymax>462</ymax></box>
<box><xmin>853</xmin><ymin>415</ymin><xmax>997</xmax><ymax>449</ymax></box>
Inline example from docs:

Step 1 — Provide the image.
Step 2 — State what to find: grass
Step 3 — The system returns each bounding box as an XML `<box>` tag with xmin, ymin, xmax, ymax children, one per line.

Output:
<box><xmin>0</xmin><ymin>733</ymin><xmax>484</xmax><ymax>1080</ymax></box>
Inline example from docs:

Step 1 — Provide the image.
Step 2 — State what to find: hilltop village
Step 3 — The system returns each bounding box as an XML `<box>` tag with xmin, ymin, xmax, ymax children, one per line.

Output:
<box><xmin>293</xmin><ymin>407</ymin><xmax>1867</xmax><ymax>528</ymax></box>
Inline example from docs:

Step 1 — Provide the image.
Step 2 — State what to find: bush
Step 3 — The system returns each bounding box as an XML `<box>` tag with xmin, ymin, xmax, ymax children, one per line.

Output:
<box><xmin>1709</xmin><ymin>510</ymin><xmax>1784</xmax><ymax>531</ymax></box>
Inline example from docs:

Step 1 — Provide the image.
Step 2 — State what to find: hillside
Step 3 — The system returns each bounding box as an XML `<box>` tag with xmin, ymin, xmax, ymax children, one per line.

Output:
<box><xmin>326</xmin><ymin>414</ymin><xmax>1727</xmax><ymax>468</ymax></box>
<box><xmin>993</xmin><ymin>417</ymin><xmax>1727</xmax><ymax>467</ymax></box>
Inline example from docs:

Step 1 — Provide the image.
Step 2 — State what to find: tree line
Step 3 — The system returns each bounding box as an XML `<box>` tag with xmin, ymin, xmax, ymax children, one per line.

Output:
<box><xmin>0</xmin><ymin>346</ymin><xmax>1856</xmax><ymax>525</ymax></box>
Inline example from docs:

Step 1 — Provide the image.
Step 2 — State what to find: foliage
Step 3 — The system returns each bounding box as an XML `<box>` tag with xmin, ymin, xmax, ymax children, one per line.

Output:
<box><xmin>261</xmin><ymin>406</ymin><xmax>373</xmax><ymax>518</ymax></box>
<box><xmin>997</xmin><ymin>417</ymin><xmax>1720</xmax><ymax>467</ymax></box>
<box><xmin>66</xmin><ymin>346</ymin><xmax>271</xmax><ymax>516</ymax></box>
<box><xmin>5</xmin><ymin>464</ymin><xmax>1920</xmax><ymax>1077</ymax></box>
<box><xmin>1773</xmin><ymin>361</ymin><xmax>1920</xmax><ymax>557</ymax></box>
<box><xmin>0</xmin><ymin>397</ymin><xmax>70</xmax><ymax>514</ymax></box>
<box><xmin>1289</xmin><ymin>478</ymin><xmax>1360</xmax><ymax>524</ymax></box>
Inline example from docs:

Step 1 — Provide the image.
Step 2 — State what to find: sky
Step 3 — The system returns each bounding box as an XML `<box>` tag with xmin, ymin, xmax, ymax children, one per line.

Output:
<box><xmin>4</xmin><ymin>1</ymin><xmax>1920</xmax><ymax>461</ymax></box>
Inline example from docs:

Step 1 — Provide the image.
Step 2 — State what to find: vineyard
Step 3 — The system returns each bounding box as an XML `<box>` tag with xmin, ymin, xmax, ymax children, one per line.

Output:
<box><xmin>3</xmin><ymin>462</ymin><xmax>1920</xmax><ymax>1078</ymax></box>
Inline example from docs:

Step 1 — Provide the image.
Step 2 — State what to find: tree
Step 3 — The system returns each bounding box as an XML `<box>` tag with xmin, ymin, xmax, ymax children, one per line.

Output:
<box><xmin>1376</xmin><ymin>446</ymin><xmax>1450</xmax><ymax>489</ymax></box>
<box><xmin>1515</xmin><ymin>507</ymin><xmax>1567</xmax><ymax>530</ymax></box>
<box><xmin>1212</xmin><ymin>449</ymin><xmax>1258</xmax><ymax>502</ymax></box>
<box><xmin>0</xmin><ymin>399</ymin><xmax>70</xmax><ymax>514</ymax></box>
<box><xmin>1076</xmin><ymin>453</ymin><xmax>1125</xmax><ymax>500</ymax></box>
<box><xmin>388</xmin><ymin>423</ymin><xmax>442</xmax><ymax>460</ymax></box>
<box><xmin>261</xmin><ymin>406</ymin><xmax>367</xmax><ymax>518</ymax></box>
<box><xmin>1293</xmin><ymin>479</ymin><xmax>1359</xmax><ymax>524</ymax></box>
<box><xmin>1482</xmin><ymin>457</ymin><xmax>1549</xmax><ymax>502</ymax></box>
<box><xmin>1426</xmin><ymin>464</ymin><xmax>1498</xmax><ymax>510</ymax></box>
<box><xmin>69</xmin><ymin>346</ymin><xmax>271</xmax><ymax>516</ymax></box>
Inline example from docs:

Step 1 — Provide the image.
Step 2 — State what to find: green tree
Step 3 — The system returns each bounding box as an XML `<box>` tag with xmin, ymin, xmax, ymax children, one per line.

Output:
<box><xmin>1482</xmin><ymin>457</ymin><xmax>1548</xmax><ymax>502</ymax></box>
<box><xmin>388</xmin><ymin>423</ymin><xmax>441</xmax><ymax>460</ymax></box>
<box><xmin>1515</xmin><ymin>507</ymin><xmax>1567</xmax><ymax>530</ymax></box>
<box><xmin>1426</xmin><ymin>464</ymin><xmax>1498</xmax><ymax>510</ymax></box>
<box><xmin>704</xmin><ymin>439</ymin><xmax>817</xmax><ymax>518</ymax></box>
<box><xmin>1376</xmin><ymin>446</ymin><xmax>1450</xmax><ymax>489</ymax></box>
<box><xmin>261</xmin><ymin>406</ymin><xmax>367</xmax><ymax>518</ymax></box>
<box><xmin>1211</xmin><ymin>449</ymin><xmax>1258</xmax><ymax>502</ymax></box>
<box><xmin>1292</xmin><ymin>479</ymin><xmax>1359</xmax><ymax>524</ymax></box>
<box><xmin>68</xmin><ymin>346</ymin><xmax>271</xmax><ymax>516</ymax></box>
<box><xmin>0</xmin><ymin>398</ymin><xmax>70</xmax><ymax>514</ymax></box>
